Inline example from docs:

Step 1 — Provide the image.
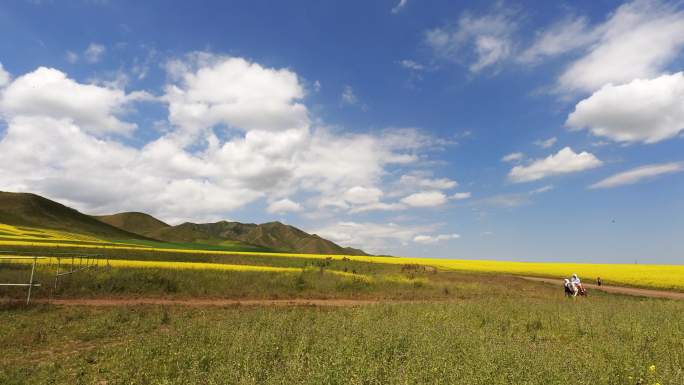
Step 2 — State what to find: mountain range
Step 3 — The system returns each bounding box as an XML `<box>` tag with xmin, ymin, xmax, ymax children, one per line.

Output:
<box><xmin>0</xmin><ymin>191</ymin><xmax>366</xmax><ymax>255</ymax></box>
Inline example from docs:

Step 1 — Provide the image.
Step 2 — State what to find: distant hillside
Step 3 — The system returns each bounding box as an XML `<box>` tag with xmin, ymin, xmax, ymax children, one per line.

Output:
<box><xmin>145</xmin><ymin>220</ymin><xmax>368</xmax><ymax>256</ymax></box>
<box><xmin>94</xmin><ymin>212</ymin><xmax>170</xmax><ymax>236</ymax></box>
<box><xmin>241</xmin><ymin>221</ymin><xmax>367</xmax><ymax>255</ymax></box>
<box><xmin>145</xmin><ymin>221</ymin><xmax>256</xmax><ymax>244</ymax></box>
<box><xmin>0</xmin><ymin>191</ymin><xmax>368</xmax><ymax>255</ymax></box>
<box><xmin>0</xmin><ymin>191</ymin><xmax>149</xmax><ymax>240</ymax></box>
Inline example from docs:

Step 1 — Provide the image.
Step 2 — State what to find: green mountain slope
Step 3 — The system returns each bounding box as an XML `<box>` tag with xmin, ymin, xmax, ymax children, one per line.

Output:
<box><xmin>94</xmin><ymin>212</ymin><xmax>170</xmax><ymax>236</ymax></box>
<box><xmin>0</xmin><ymin>191</ymin><xmax>149</xmax><ymax>240</ymax></box>
<box><xmin>145</xmin><ymin>220</ymin><xmax>368</xmax><ymax>256</ymax></box>
<box><xmin>0</xmin><ymin>191</ymin><xmax>368</xmax><ymax>255</ymax></box>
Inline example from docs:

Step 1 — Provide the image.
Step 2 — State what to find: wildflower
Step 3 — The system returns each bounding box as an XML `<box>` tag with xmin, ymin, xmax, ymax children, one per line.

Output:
<box><xmin>649</xmin><ymin>365</ymin><xmax>656</xmax><ymax>373</ymax></box>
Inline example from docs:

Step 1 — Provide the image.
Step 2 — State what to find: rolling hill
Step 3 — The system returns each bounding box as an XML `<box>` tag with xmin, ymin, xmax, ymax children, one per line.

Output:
<box><xmin>0</xmin><ymin>191</ymin><xmax>367</xmax><ymax>255</ymax></box>
<box><xmin>94</xmin><ymin>212</ymin><xmax>171</xmax><ymax>236</ymax></box>
<box><xmin>141</xmin><ymin>220</ymin><xmax>368</xmax><ymax>255</ymax></box>
<box><xmin>0</xmin><ymin>191</ymin><xmax>149</xmax><ymax>240</ymax></box>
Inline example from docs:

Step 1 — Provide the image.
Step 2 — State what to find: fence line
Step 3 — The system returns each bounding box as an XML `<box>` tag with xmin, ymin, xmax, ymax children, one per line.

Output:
<box><xmin>0</xmin><ymin>256</ymin><xmax>46</xmax><ymax>304</ymax></box>
<box><xmin>0</xmin><ymin>254</ymin><xmax>110</xmax><ymax>304</ymax></box>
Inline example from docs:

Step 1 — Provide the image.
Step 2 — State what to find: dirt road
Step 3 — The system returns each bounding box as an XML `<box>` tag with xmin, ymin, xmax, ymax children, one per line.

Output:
<box><xmin>9</xmin><ymin>277</ymin><xmax>683</xmax><ymax>307</ymax></box>
<box><xmin>520</xmin><ymin>276</ymin><xmax>684</xmax><ymax>300</ymax></box>
<box><xmin>33</xmin><ymin>298</ymin><xmax>443</xmax><ymax>307</ymax></box>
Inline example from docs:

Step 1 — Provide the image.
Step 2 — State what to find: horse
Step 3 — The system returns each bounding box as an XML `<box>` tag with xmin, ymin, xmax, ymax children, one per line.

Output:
<box><xmin>564</xmin><ymin>280</ymin><xmax>588</xmax><ymax>297</ymax></box>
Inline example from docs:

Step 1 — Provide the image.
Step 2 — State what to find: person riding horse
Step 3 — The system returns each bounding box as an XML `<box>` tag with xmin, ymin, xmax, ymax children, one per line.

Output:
<box><xmin>564</xmin><ymin>274</ymin><xmax>587</xmax><ymax>297</ymax></box>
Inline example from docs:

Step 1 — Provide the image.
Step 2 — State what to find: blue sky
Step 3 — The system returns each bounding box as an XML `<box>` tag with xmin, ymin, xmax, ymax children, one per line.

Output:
<box><xmin>0</xmin><ymin>0</ymin><xmax>683</xmax><ymax>263</ymax></box>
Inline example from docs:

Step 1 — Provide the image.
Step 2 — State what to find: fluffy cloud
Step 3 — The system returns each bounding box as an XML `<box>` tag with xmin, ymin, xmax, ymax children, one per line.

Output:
<box><xmin>413</xmin><ymin>233</ymin><xmax>460</xmax><ymax>244</ymax></box>
<box><xmin>508</xmin><ymin>147</ymin><xmax>602</xmax><ymax>183</ymax></box>
<box><xmin>267</xmin><ymin>198</ymin><xmax>302</xmax><ymax>214</ymax></box>
<box><xmin>165</xmin><ymin>53</ymin><xmax>308</xmax><ymax>136</ymax></box>
<box><xmin>589</xmin><ymin>162</ymin><xmax>683</xmax><ymax>189</ymax></box>
<box><xmin>502</xmin><ymin>152</ymin><xmax>524</xmax><ymax>163</ymax></box>
<box><xmin>425</xmin><ymin>6</ymin><xmax>517</xmax><ymax>72</ymax></box>
<box><xmin>0</xmin><ymin>67</ymin><xmax>149</xmax><ymax>135</ymax></box>
<box><xmin>567</xmin><ymin>72</ymin><xmax>684</xmax><ymax>143</ymax></box>
<box><xmin>343</xmin><ymin>186</ymin><xmax>383</xmax><ymax>205</ymax></box>
<box><xmin>341</xmin><ymin>173</ymin><xmax>462</xmax><ymax>213</ymax></box>
<box><xmin>401</xmin><ymin>191</ymin><xmax>447</xmax><ymax>207</ymax></box>
<box><xmin>557</xmin><ymin>0</ymin><xmax>684</xmax><ymax>92</ymax></box>
<box><xmin>299</xmin><ymin>128</ymin><xmax>424</xmax><ymax>207</ymax></box>
<box><xmin>0</xmin><ymin>54</ymin><xmax>437</xmax><ymax>223</ymax></box>
<box><xmin>314</xmin><ymin>221</ymin><xmax>437</xmax><ymax>253</ymax></box>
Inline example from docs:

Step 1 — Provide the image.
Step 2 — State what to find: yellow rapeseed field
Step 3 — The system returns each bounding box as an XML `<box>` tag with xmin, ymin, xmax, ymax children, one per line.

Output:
<box><xmin>0</xmin><ymin>224</ymin><xmax>106</xmax><ymax>243</ymax></box>
<box><xmin>1</xmin><ymin>223</ymin><xmax>682</xmax><ymax>291</ymax></box>
<box><xmin>4</xmin><ymin>256</ymin><xmax>372</xmax><ymax>281</ymax></box>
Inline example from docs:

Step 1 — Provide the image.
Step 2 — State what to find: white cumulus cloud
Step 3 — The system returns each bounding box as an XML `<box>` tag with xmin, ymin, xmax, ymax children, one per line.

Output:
<box><xmin>165</xmin><ymin>53</ymin><xmax>308</xmax><ymax>137</ymax></box>
<box><xmin>0</xmin><ymin>53</ymin><xmax>439</xmax><ymax>223</ymax></box>
<box><xmin>557</xmin><ymin>0</ymin><xmax>684</xmax><ymax>93</ymax></box>
<box><xmin>0</xmin><ymin>66</ymin><xmax>149</xmax><ymax>135</ymax></box>
<box><xmin>401</xmin><ymin>191</ymin><xmax>447</xmax><ymax>207</ymax></box>
<box><xmin>343</xmin><ymin>186</ymin><xmax>383</xmax><ymax>205</ymax></box>
<box><xmin>567</xmin><ymin>72</ymin><xmax>684</xmax><ymax>144</ymax></box>
<box><xmin>267</xmin><ymin>198</ymin><xmax>302</xmax><ymax>214</ymax></box>
<box><xmin>508</xmin><ymin>147</ymin><xmax>602</xmax><ymax>183</ymax></box>
<box><xmin>314</xmin><ymin>221</ymin><xmax>437</xmax><ymax>253</ymax></box>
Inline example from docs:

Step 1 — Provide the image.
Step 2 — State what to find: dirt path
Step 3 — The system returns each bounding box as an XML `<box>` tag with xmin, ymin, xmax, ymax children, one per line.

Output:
<box><xmin>10</xmin><ymin>277</ymin><xmax>683</xmax><ymax>307</ymax></box>
<box><xmin>520</xmin><ymin>276</ymin><xmax>684</xmax><ymax>300</ymax></box>
<box><xmin>32</xmin><ymin>298</ymin><xmax>443</xmax><ymax>307</ymax></box>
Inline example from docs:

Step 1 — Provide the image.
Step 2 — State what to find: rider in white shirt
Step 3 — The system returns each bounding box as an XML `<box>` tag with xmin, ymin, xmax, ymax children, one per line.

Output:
<box><xmin>570</xmin><ymin>274</ymin><xmax>581</xmax><ymax>296</ymax></box>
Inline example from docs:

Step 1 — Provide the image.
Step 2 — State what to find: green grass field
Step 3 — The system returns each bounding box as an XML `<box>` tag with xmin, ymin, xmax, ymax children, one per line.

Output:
<box><xmin>1</xmin><ymin>280</ymin><xmax>682</xmax><ymax>385</ymax></box>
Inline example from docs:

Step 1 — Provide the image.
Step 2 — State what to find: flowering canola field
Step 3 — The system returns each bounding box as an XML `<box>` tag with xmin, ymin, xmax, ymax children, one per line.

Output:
<box><xmin>1</xmin><ymin>223</ymin><xmax>682</xmax><ymax>291</ymax></box>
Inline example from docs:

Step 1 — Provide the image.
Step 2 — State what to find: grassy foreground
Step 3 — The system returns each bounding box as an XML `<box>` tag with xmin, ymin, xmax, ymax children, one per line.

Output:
<box><xmin>1</xmin><ymin>286</ymin><xmax>682</xmax><ymax>385</ymax></box>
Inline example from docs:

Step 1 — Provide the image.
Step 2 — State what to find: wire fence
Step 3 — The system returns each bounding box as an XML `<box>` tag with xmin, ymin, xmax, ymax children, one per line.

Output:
<box><xmin>0</xmin><ymin>256</ymin><xmax>46</xmax><ymax>304</ymax></box>
<box><xmin>0</xmin><ymin>253</ymin><xmax>110</xmax><ymax>304</ymax></box>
